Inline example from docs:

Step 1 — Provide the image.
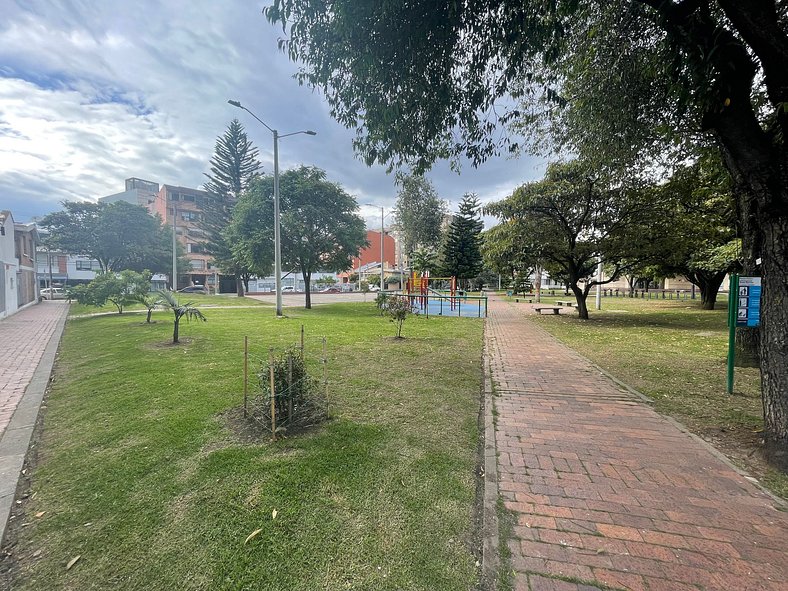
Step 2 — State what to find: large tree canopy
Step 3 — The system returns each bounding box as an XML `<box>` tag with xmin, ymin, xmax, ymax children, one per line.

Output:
<box><xmin>265</xmin><ymin>0</ymin><xmax>788</xmax><ymax>460</ymax></box>
<box><xmin>41</xmin><ymin>201</ymin><xmax>181</xmax><ymax>274</ymax></box>
<box><xmin>486</xmin><ymin>161</ymin><xmax>655</xmax><ymax>319</ymax></box>
<box><xmin>231</xmin><ymin>167</ymin><xmax>368</xmax><ymax>308</ymax></box>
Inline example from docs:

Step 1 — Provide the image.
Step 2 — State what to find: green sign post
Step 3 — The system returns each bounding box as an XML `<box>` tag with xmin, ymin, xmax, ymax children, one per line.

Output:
<box><xmin>727</xmin><ymin>275</ymin><xmax>761</xmax><ymax>394</ymax></box>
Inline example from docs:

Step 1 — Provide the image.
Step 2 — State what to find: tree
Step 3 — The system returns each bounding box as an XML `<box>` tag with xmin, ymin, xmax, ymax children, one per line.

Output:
<box><xmin>201</xmin><ymin>119</ymin><xmax>262</xmax><ymax>296</ymax></box>
<box><xmin>41</xmin><ymin>201</ymin><xmax>181</xmax><ymax>274</ymax></box>
<box><xmin>265</xmin><ymin>0</ymin><xmax>788</xmax><ymax>458</ymax></box>
<box><xmin>481</xmin><ymin>222</ymin><xmax>536</xmax><ymax>289</ymax></box>
<box><xmin>486</xmin><ymin>162</ymin><xmax>653</xmax><ymax>319</ymax></box>
<box><xmin>409</xmin><ymin>246</ymin><xmax>438</xmax><ymax>275</ymax></box>
<box><xmin>646</xmin><ymin>159</ymin><xmax>740</xmax><ymax>310</ymax></box>
<box><xmin>68</xmin><ymin>270</ymin><xmax>151</xmax><ymax>314</ymax></box>
<box><xmin>156</xmin><ymin>291</ymin><xmax>207</xmax><ymax>344</ymax></box>
<box><xmin>232</xmin><ymin>167</ymin><xmax>368</xmax><ymax>309</ymax></box>
<box><xmin>439</xmin><ymin>194</ymin><xmax>483</xmax><ymax>287</ymax></box>
<box><xmin>393</xmin><ymin>174</ymin><xmax>446</xmax><ymax>256</ymax></box>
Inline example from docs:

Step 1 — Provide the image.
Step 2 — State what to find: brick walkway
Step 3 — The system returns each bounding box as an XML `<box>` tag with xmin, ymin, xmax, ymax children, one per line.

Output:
<box><xmin>487</xmin><ymin>296</ymin><xmax>788</xmax><ymax>591</ymax></box>
<box><xmin>0</xmin><ymin>302</ymin><xmax>68</xmax><ymax>439</ymax></box>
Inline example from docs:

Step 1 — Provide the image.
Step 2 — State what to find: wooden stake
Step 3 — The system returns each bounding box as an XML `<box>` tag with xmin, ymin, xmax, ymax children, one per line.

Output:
<box><xmin>243</xmin><ymin>336</ymin><xmax>248</xmax><ymax>418</ymax></box>
<box><xmin>322</xmin><ymin>336</ymin><xmax>329</xmax><ymax>417</ymax></box>
<box><xmin>300</xmin><ymin>324</ymin><xmax>305</xmax><ymax>356</ymax></box>
<box><xmin>269</xmin><ymin>347</ymin><xmax>276</xmax><ymax>441</ymax></box>
<box><xmin>287</xmin><ymin>354</ymin><xmax>293</xmax><ymax>423</ymax></box>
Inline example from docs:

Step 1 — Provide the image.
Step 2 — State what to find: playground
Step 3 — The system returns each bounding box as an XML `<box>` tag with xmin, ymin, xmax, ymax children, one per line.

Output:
<box><xmin>399</xmin><ymin>272</ymin><xmax>488</xmax><ymax>318</ymax></box>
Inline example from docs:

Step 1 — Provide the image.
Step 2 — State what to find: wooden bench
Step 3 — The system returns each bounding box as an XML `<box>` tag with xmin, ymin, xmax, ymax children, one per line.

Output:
<box><xmin>533</xmin><ymin>306</ymin><xmax>562</xmax><ymax>315</ymax></box>
<box><xmin>514</xmin><ymin>298</ymin><xmax>533</xmax><ymax>303</ymax></box>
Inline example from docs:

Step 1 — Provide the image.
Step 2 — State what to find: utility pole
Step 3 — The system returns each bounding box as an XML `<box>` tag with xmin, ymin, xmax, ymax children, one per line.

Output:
<box><xmin>595</xmin><ymin>257</ymin><xmax>603</xmax><ymax>310</ymax></box>
<box><xmin>172</xmin><ymin>205</ymin><xmax>177</xmax><ymax>290</ymax></box>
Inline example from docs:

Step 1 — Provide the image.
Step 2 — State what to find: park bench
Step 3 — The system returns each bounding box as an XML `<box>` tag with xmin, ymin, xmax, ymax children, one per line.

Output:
<box><xmin>555</xmin><ymin>300</ymin><xmax>576</xmax><ymax>307</ymax></box>
<box><xmin>514</xmin><ymin>297</ymin><xmax>533</xmax><ymax>303</ymax></box>
<box><xmin>533</xmin><ymin>306</ymin><xmax>562</xmax><ymax>315</ymax></box>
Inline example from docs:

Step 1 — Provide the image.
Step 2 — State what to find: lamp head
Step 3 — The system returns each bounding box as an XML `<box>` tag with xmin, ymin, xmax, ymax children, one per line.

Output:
<box><xmin>228</xmin><ymin>100</ymin><xmax>242</xmax><ymax>108</ymax></box>
<box><xmin>305</xmin><ymin>130</ymin><xmax>317</xmax><ymax>135</ymax></box>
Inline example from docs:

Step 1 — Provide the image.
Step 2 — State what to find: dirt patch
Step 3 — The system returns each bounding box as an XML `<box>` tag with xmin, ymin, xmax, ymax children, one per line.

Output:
<box><xmin>144</xmin><ymin>338</ymin><xmax>193</xmax><ymax>349</ymax></box>
<box><xmin>695</xmin><ymin>424</ymin><xmax>781</xmax><ymax>494</ymax></box>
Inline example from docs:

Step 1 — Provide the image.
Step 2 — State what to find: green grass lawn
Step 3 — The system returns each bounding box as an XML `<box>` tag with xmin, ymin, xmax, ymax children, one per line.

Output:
<box><xmin>68</xmin><ymin>293</ymin><xmax>268</xmax><ymax>317</ymax></box>
<box><xmin>6</xmin><ymin>303</ymin><xmax>483</xmax><ymax>590</ymax></box>
<box><xmin>523</xmin><ymin>295</ymin><xmax>787</xmax><ymax>498</ymax></box>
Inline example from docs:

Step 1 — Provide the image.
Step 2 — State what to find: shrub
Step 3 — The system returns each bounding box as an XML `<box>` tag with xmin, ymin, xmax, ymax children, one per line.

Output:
<box><xmin>374</xmin><ymin>291</ymin><xmax>390</xmax><ymax>315</ymax></box>
<box><xmin>387</xmin><ymin>296</ymin><xmax>413</xmax><ymax>338</ymax></box>
<box><xmin>258</xmin><ymin>348</ymin><xmax>327</xmax><ymax>433</ymax></box>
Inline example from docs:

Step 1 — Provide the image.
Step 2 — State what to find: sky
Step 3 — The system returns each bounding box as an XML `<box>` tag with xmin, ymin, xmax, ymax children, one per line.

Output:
<box><xmin>0</xmin><ymin>0</ymin><xmax>547</xmax><ymax>229</ymax></box>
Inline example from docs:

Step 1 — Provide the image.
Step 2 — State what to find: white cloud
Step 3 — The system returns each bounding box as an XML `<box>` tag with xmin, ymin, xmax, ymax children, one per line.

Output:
<box><xmin>0</xmin><ymin>0</ymin><xmax>545</xmax><ymax>224</ymax></box>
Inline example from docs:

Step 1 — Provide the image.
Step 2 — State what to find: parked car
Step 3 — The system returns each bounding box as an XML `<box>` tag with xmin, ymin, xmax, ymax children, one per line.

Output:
<box><xmin>319</xmin><ymin>286</ymin><xmax>342</xmax><ymax>293</ymax></box>
<box><xmin>282</xmin><ymin>286</ymin><xmax>296</xmax><ymax>292</ymax></box>
<box><xmin>368</xmin><ymin>285</ymin><xmax>381</xmax><ymax>292</ymax></box>
<box><xmin>40</xmin><ymin>287</ymin><xmax>66</xmax><ymax>300</ymax></box>
<box><xmin>177</xmin><ymin>285</ymin><xmax>208</xmax><ymax>294</ymax></box>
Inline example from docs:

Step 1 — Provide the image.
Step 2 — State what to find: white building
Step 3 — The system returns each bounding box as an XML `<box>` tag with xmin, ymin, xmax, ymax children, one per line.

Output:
<box><xmin>1</xmin><ymin>211</ymin><xmax>39</xmax><ymax>319</ymax></box>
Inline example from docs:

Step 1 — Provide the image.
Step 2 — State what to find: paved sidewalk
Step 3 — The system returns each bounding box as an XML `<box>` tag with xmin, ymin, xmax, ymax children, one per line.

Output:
<box><xmin>487</xmin><ymin>296</ymin><xmax>787</xmax><ymax>591</ymax></box>
<box><xmin>0</xmin><ymin>301</ymin><xmax>68</xmax><ymax>543</ymax></box>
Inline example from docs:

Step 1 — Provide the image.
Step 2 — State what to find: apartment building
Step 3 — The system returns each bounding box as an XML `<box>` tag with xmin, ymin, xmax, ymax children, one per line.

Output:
<box><xmin>148</xmin><ymin>184</ymin><xmax>213</xmax><ymax>289</ymax></box>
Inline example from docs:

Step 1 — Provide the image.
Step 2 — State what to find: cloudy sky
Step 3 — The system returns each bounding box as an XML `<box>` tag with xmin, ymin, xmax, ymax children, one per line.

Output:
<box><xmin>0</xmin><ymin>0</ymin><xmax>547</xmax><ymax>228</ymax></box>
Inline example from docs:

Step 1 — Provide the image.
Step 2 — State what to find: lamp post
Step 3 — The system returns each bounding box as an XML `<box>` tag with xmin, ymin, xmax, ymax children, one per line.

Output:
<box><xmin>228</xmin><ymin>100</ymin><xmax>316</xmax><ymax>316</ymax></box>
<box><xmin>364</xmin><ymin>204</ymin><xmax>390</xmax><ymax>291</ymax></box>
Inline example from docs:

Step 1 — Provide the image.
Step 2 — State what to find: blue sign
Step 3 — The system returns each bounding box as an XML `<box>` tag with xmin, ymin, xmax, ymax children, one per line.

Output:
<box><xmin>736</xmin><ymin>276</ymin><xmax>761</xmax><ymax>327</ymax></box>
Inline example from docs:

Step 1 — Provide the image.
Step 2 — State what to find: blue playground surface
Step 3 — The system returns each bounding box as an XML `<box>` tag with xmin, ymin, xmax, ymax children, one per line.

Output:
<box><xmin>413</xmin><ymin>296</ymin><xmax>487</xmax><ymax>318</ymax></box>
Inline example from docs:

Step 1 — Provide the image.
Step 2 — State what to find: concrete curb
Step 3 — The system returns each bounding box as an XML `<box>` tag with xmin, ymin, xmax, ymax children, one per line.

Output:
<box><xmin>481</xmin><ymin>321</ymin><xmax>500</xmax><ymax>590</ymax></box>
<box><xmin>0</xmin><ymin>304</ymin><xmax>68</xmax><ymax>545</ymax></box>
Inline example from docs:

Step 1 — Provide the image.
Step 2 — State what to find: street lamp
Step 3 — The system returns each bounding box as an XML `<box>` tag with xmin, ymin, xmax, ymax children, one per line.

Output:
<box><xmin>228</xmin><ymin>100</ymin><xmax>316</xmax><ymax>316</ymax></box>
<box><xmin>364</xmin><ymin>204</ymin><xmax>390</xmax><ymax>291</ymax></box>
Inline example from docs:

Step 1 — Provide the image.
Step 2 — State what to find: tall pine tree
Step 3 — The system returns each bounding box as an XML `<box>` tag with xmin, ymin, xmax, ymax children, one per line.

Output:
<box><xmin>439</xmin><ymin>193</ymin><xmax>483</xmax><ymax>287</ymax></box>
<box><xmin>201</xmin><ymin>119</ymin><xmax>261</xmax><ymax>295</ymax></box>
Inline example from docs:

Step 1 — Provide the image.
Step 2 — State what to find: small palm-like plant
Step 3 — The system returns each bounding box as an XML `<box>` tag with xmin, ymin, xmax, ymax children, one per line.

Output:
<box><xmin>156</xmin><ymin>291</ymin><xmax>206</xmax><ymax>343</ymax></box>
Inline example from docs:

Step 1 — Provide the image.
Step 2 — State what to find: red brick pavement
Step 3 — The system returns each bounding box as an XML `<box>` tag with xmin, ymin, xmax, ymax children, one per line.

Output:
<box><xmin>487</xmin><ymin>296</ymin><xmax>788</xmax><ymax>591</ymax></box>
<box><xmin>0</xmin><ymin>302</ymin><xmax>68</xmax><ymax>439</ymax></box>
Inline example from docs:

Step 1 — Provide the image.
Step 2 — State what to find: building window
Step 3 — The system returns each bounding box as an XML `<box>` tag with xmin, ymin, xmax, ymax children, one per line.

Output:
<box><xmin>190</xmin><ymin>259</ymin><xmax>206</xmax><ymax>270</ymax></box>
<box><xmin>183</xmin><ymin>194</ymin><xmax>195</xmax><ymax>202</ymax></box>
<box><xmin>76</xmin><ymin>260</ymin><xmax>98</xmax><ymax>270</ymax></box>
<box><xmin>187</xmin><ymin>243</ymin><xmax>206</xmax><ymax>254</ymax></box>
<box><xmin>181</xmin><ymin>211</ymin><xmax>201</xmax><ymax>222</ymax></box>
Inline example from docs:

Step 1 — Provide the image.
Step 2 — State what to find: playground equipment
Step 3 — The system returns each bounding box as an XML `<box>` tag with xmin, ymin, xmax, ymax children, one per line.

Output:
<box><xmin>402</xmin><ymin>271</ymin><xmax>487</xmax><ymax>318</ymax></box>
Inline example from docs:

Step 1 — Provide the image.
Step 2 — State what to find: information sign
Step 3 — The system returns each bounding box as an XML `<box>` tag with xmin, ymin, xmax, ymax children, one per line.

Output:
<box><xmin>736</xmin><ymin>276</ymin><xmax>761</xmax><ymax>327</ymax></box>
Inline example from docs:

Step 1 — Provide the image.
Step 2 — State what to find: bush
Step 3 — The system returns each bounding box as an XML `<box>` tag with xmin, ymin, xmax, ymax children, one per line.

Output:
<box><xmin>387</xmin><ymin>296</ymin><xmax>413</xmax><ymax>338</ymax></box>
<box><xmin>374</xmin><ymin>291</ymin><xmax>390</xmax><ymax>315</ymax></box>
<box><xmin>257</xmin><ymin>348</ymin><xmax>327</xmax><ymax>433</ymax></box>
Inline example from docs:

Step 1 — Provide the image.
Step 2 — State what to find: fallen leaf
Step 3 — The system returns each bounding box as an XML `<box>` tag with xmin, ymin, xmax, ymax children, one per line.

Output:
<box><xmin>35</xmin><ymin>512</ymin><xmax>46</xmax><ymax>518</ymax></box>
<box><xmin>244</xmin><ymin>529</ymin><xmax>263</xmax><ymax>545</ymax></box>
<box><xmin>272</xmin><ymin>509</ymin><xmax>278</xmax><ymax>520</ymax></box>
<box><xmin>66</xmin><ymin>556</ymin><xmax>81</xmax><ymax>570</ymax></box>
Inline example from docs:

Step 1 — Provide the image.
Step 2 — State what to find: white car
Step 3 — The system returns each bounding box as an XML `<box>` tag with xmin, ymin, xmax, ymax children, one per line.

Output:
<box><xmin>41</xmin><ymin>287</ymin><xmax>66</xmax><ymax>300</ymax></box>
<box><xmin>282</xmin><ymin>286</ymin><xmax>296</xmax><ymax>292</ymax></box>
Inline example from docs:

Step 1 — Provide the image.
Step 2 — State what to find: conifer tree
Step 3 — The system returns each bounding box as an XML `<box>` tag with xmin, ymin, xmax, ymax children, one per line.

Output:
<box><xmin>201</xmin><ymin>119</ymin><xmax>261</xmax><ymax>295</ymax></box>
<box><xmin>439</xmin><ymin>193</ymin><xmax>483</xmax><ymax>287</ymax></box>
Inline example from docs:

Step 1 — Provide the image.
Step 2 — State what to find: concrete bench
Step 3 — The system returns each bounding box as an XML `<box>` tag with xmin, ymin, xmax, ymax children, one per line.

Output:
<box><xmin>533</xmin><ymin>306</ymin><xmax>562</xmax><ymax>315</ymax></box>
<box><xmin>555</xmin><ymin>300</ymin><xmax>576</xmax><ymax>307</ymax></box>
<box><xmin>514</xmin><ymin>297</ymin><xmax>533</xmax><ymax>303</ymax></box>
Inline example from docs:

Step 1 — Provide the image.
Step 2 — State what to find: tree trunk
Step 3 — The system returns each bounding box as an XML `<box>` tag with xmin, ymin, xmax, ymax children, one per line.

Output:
<box><xmin>699</xmin><ymin>272</ymin><xmax>726</xmax><ymax>310</ymax></box>
<box><xmin>235</xmin><ymin>275</ymin><xmax>244</xmax><ymax>297</ymax></box>
<box><xmin>146</xmin><ymin>308</ymin><xmax>152</xmax><ymax>323</ymax></box>
<box><xmin>570</xmin><ymin>283</ymin><xmax>589</xmax><ymax>319</ymax></box>
<box><xmin>735</xmin><ymin>182</ymin><xmax>761</xmax><ymax>367</ymax></box>
<box><xmin>304</xmin><ymin>271</ymin><xmax>312</xmax><ymax>309</ymax></box>
<box><xmin>173</xmin><ymin>315</ymin><xmax>180</xmax><ymax>343</ymax></box>
<box><xmin>758</xmin><ymin>214</ymin><xmax>788</xmax><ymax>466</ymax></box>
